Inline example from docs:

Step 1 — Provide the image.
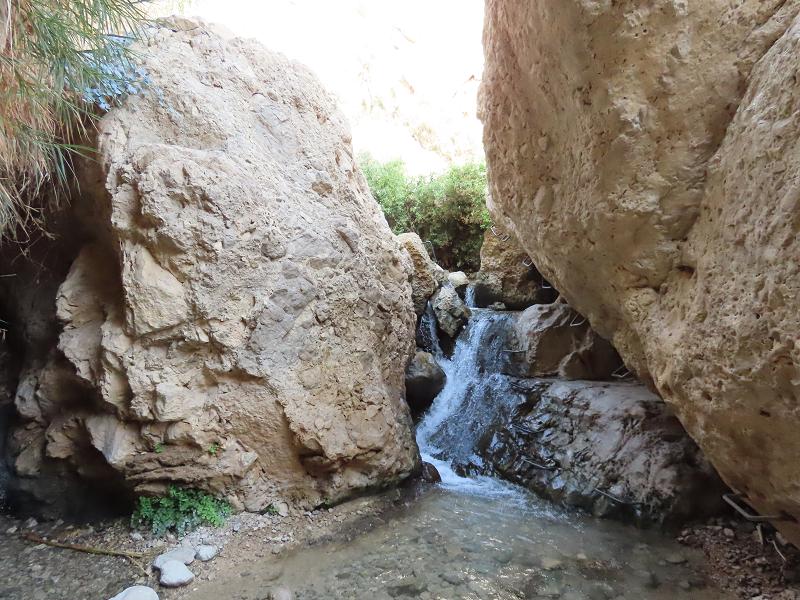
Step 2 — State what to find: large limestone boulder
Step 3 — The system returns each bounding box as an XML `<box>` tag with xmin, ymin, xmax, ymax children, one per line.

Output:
<box><xmin>2</xmin><ymin>18</ymin><xmax>419</xmax><ymax>513</ymax></box>
<box><xmin>481</xmin><ymin>2</ymin><xmax>800</xmax><ymax>540</ymax></box>
<box><xmin>473</xmin><ymin>225</ymin><xmax>555</xmax><ymax>309</ymax></box>
<box><xmin>396</xmin><ymin>232</ymin><xmax>446</xmax><ymax>315</ymax></box>
<box><xmin>478</xmin><ymin>380</ymin><xmax>726</xmax><ymax>527</ymax></box>
<box><xmin>507</xmin><ymin>303</ymin><xmax>621</xmax><ymax>380</ymax></box>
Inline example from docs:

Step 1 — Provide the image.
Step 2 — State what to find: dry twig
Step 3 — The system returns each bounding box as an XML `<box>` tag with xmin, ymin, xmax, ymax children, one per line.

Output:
<box><xmin>21</xmin><ymin>532</ymin><xmax>145</xmax><ymax>560</ymax></box>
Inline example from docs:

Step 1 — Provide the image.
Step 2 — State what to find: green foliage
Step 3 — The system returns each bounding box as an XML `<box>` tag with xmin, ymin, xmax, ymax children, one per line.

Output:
<box><xmin>261</xmin><ymin>503</ymin><xmax>280</xmax><ymax>516</ymax></box>
<box><xmin>154</xmin><ymin>442</ymin><xmax>164</xmax><ymax>454</ymax></box>
<box><xmin>131</xmin><ymin>486</ymin><xmax>231</xmax><ymax>536</ymax></box>
<box><xmin>360</xmin><ymin>157</ymin><xmax>413</xmax><ymax>233</ymax></box>
<box><xmin>360</xmin><ymin>155</ymin><xmax>490</xmax><ymax>271</ymax></box>
<box><xmin>207</xmin><ymin>442</ymin><xmax>219</xmax><ymax>456</ymax></box>
<box><xmin>0</xmin><ymin>0</ymin><xmax>149</xmax><ymax>240</ymax></box>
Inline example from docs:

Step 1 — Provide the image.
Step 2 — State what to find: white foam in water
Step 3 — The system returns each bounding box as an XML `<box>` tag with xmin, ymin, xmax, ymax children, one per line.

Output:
<box><xmin>416</xmin><ymin>308</ymin><xmax>528</xmax><ymax>502</ymax></box>
<box><xmin>464</xmin><ymin>284</ymin><xmax>477</xmax><ymax>308</ymax></box>
<box><xmin>420</xmin><ymin>451</ymin><xmax>526</xmax><ymax>501</ymax></box>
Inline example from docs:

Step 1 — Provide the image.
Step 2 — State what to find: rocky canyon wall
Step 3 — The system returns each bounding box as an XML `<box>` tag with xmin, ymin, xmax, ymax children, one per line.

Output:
<box><xmin>1</xmin><ymin>18</ymin><xmax>419</xmax><ymax>514</ymax></box>
<box><xmin>481</xmin><ymin>1</ymin><xmax>800</xmax><ymax>542</ymax></box>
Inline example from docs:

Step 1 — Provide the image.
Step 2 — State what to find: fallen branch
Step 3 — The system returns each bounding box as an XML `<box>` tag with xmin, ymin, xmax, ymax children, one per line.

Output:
<box><xmin>126</xmin><ymin>556</ymin><xmax>150</xmax><ymax>578</ymax></box>
<box><xmin>773</xmin><ymin>539</ymin><xmax>788</xmax><ymax>563</ymax></box>
<box><xmin>21</xmin><ymin>532</ymin><xmax>145</xmax><ymax>560</ymax></box>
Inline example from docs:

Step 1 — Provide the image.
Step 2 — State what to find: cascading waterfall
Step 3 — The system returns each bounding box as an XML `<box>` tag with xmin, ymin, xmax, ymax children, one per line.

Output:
<box><xmin>464</xmin><ymin>284</ymin><xmax>477</xmax><ymax>308</ymax></box>
<box><xmin>416</xmin><ymin>306</ymin><xmax>524</xmax><ymax>498</ymax></box>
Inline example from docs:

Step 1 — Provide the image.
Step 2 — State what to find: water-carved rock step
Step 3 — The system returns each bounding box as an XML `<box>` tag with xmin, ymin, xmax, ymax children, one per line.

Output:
<box><xmin>474</xmin><ymin>379</ymin><xmax>727</xmax><ymax>527</ymax></box>
<box><xmin>416</xmin><ymin>305</ymin><xmax>726</xmax><ymax>527</ymax></box>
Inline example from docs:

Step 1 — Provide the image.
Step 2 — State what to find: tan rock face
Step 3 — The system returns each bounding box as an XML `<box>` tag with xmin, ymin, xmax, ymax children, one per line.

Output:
<box><xmin>508</xmin><ymin>303</ymin><xmax>621</xmax><ymax>381</ymax></box>
<box><xmin>474</xmin><ymin>226</ymin><xmax>554</xmax><ymax>309</ymax></box>
<box><xmin>397</xmin><ymin>232</ymin><xmax>447</xmax><ymax>315</ymax></box>
<box><xmin>431</xmin><ymin>285</ymin><xmax>471</xmax><ymax>339</ymax></box>
<box><xmin>481</xmin><ymin>1</ymin><xmax>800</xmax><ymax>541</ymax></box>
<box><xmin>3</xmin><ymin>18</ymin><xmax>419</xmax><ymax>512</ymax></box>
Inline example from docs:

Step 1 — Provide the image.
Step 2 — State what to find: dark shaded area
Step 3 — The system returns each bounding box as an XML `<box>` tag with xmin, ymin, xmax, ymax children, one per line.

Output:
<box><xmin>0</xmin><ymin>207</ymin><xmax>134</xmax><ymax>521</ymax></box>
<box><xmin>471</xmin><ymin>273</ymin><xmax>559</xmax><ymax>310</ymax></box>
<box><xmin>404</xmin><ymin>352</ymin><xmax>446</xmax><ymax>420</ymax></box>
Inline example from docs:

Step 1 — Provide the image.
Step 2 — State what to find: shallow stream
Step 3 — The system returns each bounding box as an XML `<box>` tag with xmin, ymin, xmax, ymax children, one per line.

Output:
<box><xmin>193</xmin><ymin>485</ymin><xmax>723</xmax><ymax>599</ymax></box>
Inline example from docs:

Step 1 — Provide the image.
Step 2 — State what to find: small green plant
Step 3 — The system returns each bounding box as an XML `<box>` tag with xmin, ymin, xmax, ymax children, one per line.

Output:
<box><xmin>262</xmin><ymin>503</ymin><xmax>280</xmax><ymax>516</ymax></box>
<box><xmin>131</xmin><ymin>486</ymin><xmax>231</xmax><ymax>536</ymax></box>
<box><xmin>154</xmin><ymin>442</ymin><xmax>165</xmax><ymax>454</ymax></box>
<box><xmin>207</xmin><ymin>442</ymin><xmax>219</xmax><ymax>456</ymax></box>
<box><xmin>360</xmin><ymin>154</ymin><xmax>490</xmax><ymax>271</ymax></box>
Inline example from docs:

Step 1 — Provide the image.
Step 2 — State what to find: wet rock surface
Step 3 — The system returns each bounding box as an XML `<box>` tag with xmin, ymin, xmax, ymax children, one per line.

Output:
<box><xmin>475</xmin><ymin>379</ymin><xmax>727</xmax><ymax>527</ymax></box>
<box><xmin>417</xmin><ymin>304</ymin><xmax>727</xmax><ymax>527</ymax></box>
<box><xmin>422</xmin><ymin>308</ymin><xmax>722</xmax><ymax>527</ymax></box>
<box><xmin>404</xmin><ymin>351</ymin><xmax>446</xmax><ymax>419</ymax></box>
<box><xmin>420</xmin><ymin>311</ymin><xmax>519</xmax><ymax>468</ymax></box>
<box><xmin>507</xmin><ymin>303</ymin><xmax>622</xmax><ymax>380</ymax></box>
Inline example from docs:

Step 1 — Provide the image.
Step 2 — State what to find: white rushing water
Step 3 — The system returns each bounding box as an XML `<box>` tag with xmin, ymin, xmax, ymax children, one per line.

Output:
<box><xmin>464</xmin><ymin>284</ymin><xmax>477</xmax><ymax>308</ymax></box>
<box><xmin>416</xmin><ymin>307</ymin><xmax>525</xmax><ymax>501</ymax></box>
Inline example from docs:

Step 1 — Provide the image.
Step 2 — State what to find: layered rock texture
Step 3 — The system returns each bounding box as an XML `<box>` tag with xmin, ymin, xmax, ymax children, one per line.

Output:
<box><xmin>479</xmin><ymin>380</ymin><xmax>725</xmax><ymax>527</ymax></box>
<box><xmin>1</xmin><ymin>18</ymin><xmax>419</xmax><ymax>514</ymax></box>
<box><xmin>397</xmin><ymin>232</ymin><xmax>446</xmax><ymax>316</ymax></box>
<box><xmin>481</xmin><ymin>1</ymin><xmax>800</xmax><ymax>540</ymax></box>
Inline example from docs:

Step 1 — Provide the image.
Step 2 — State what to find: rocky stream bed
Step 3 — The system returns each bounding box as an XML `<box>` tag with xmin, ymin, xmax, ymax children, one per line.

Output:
<box><xmin>2</xmin><ymin>482</ymin><xmax>799</xmax><ymax>600</ymax></box>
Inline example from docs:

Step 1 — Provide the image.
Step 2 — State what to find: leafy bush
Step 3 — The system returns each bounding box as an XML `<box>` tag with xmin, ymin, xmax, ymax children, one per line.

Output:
<box><xmin>131</xmin><ymin>486</ymin><xmax>231</xmax><ymax>536</ymax></box>
<box><xmin>360</xmin><ymin>155</ymin><xmax>490</xmax><ymax>272</ymax></box>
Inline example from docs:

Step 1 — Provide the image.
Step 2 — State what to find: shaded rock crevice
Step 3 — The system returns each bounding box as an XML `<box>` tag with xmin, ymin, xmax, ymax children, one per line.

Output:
<box><xmin>422</xmin><ymin>305</ymin><xmax>726</xmax><ymax>528</ymax></box>
<box><xmin>476</xmin><ymin>379</ymin><xmax>726</xmax><ymax>529</ymax></box>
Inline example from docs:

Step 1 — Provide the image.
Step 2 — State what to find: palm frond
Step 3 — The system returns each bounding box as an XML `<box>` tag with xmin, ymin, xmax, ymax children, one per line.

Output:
<box><xmin>0</xmin><ymin>0</ymin><xmax>150</xmax><ymax>242</ymax></box>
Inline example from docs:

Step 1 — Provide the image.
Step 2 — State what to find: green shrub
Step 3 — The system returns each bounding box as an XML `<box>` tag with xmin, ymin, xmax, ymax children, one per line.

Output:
<box><xmin>131</xmin><ymin>486</ymin><xmax>231</xmax><ymax>536</ymax></box>
<box><xmin>360</xmin><ymin>156</ymin><xmax>413</xmax><ymax>233</ymax></box>
<box><xmin>360</xmin><ymin>155</ymin><xmax>490</xmax><ymax>272</ymax></box>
